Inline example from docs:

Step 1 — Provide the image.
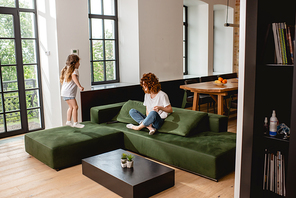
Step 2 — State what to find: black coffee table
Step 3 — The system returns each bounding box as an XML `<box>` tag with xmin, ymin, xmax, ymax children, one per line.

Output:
<box><xmin>82</xmin><ymin>149</ymin><xmax>175</xmax><ymax>198</ymax></box>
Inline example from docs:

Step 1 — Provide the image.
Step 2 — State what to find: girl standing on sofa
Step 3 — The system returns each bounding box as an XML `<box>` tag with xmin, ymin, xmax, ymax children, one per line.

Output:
<box><xmin>60</xmin><ymin>54</ymin><xmax>85</xmax><ymax>128</ymax></box>
<box><xmin>126</xmin><ymin>73</ymin><xmax>173</xmax><ymax>135</ymax></box>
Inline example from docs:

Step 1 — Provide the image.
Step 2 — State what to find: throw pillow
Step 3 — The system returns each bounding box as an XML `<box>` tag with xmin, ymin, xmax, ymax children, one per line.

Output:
<box><xmin>158</xmin><ymin>108</ymin><xmax>208</xmax><ymax>136</ymax></box>
<box><xmin>116</xmin><ymin>100</ymin><xmax>146</xmax><ymax>125</ymax></box>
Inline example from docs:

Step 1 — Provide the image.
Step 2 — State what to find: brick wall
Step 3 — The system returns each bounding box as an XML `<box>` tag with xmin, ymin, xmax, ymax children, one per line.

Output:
<box><xmin>233</xmin><ymin>0</ymin><xmax>240</xmax><ymax>74</ymax></box>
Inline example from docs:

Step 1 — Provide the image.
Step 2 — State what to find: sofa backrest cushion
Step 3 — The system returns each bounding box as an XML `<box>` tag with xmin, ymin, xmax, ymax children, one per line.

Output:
<box><xmin>116</xmin><ymin>100</ymin><xmax>209</xmax><ymax>136</ymax></box>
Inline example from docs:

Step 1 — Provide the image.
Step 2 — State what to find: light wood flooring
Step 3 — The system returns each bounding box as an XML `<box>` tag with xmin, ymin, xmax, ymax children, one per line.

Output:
<box><xmin>0</xmin><ymin>104</ymin><xmax>237</xmax><ymax>198</ymax></box>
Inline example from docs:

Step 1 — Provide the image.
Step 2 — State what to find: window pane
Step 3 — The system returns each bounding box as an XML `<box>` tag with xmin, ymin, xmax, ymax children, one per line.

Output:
<box><xmin>27</xmin><ymin>108</ymin><xmax>41</xmax><ymax>130</ymax></box>
<box><xmin>183</xmin><ymin>25</ymin><xmax>185</xmax><ymax>40</ymax></box>
<box><xmin>19</xmin><ymin>0</ymin><xmax>34</xmax><ymax>9</ymax></box>
<box><xmin>105</xmin><ymin>40</ymin><xmax>115</xmax><ymax>60</ymax></box>
<box><xmin>0</xmin><ymin>39</ymin><xmax>16</xmax><ymax>65</ymax></box>
<box><xmin>183</xmin><ymin>42</ymin><xmax>185</xmax><ymax>57</ymax></box>
<box><xmin>183</xmin><ymin>58</ymin><xmax>185</xmax><ymax>72</ymax></box>
<box><xmin>0</xmin><ymin>0</ymin><xmax>15</xmax><ymax>7</ymax></box>
<box><xmin>103</xmin><ymin>0</ymin><xmax>115</xmax><ymax>16</ymax></box>
<box><xmin>93</xmin><ymin>62</ymin><xmax>104</xmax><ymax>81</ymax></box>
<box><xmin>23</xmin><ymin>65</ymin><xmax>38</xmax><ymax>89</ymax></box>
<box><xmin>26</xmin><ymin>90</ymin><xmax>39</xmax><ymax>108</ymax></box>
<box><xmin>0</xmin><ymin>14</ymin><xmax>14</xmax><ymax>38</ymax></box>
<box><xmin>90</xmin><ymin>0</ymin><xmax>102</xmax><ymax>15</ymax></box>
<box><xmin>4</xmin><ymin>92</ymin><xmax>20</xmax><ymax>111</ymax></box>
<box><xmin>20</xmin><ymin>12</ymin><xmax>36</xmax><ymax>38</ymax></box>
<box><xmin>6</xmin><ymin>111</ymin><xmax>21</xmax><ymax>131</ymax></box>
<box><xmin>106</xmin><ymin>61</ymin><xmax>115</xmax><ymax>81</ymax></box>
<box><xmin>0</xmin><ymin>114</ymin><xmax>4</xmax><ymax>133</ymax></box>
<box><xmin>92</xmin><ymin>40</ymin><xmax>104</xmax><ymax>60</ymax></box>
<box><xmin>22</xmin><ymin>39</ymin><xmax>36</xmax><ymax>64</ymax></box>
<box><xmin>183</xmin><ymin>7</ymin><xmax>185</xmax><ymax>22</ymax></box>
<box><xmin>91</xmin><ymin>18</ymin><xmax>103</xmax><ymax>39</ymax></box>
<box><xmin>0</xmin><ymin>95</ymin><xmax>3</xmax><ymax>113</ymax></box>
<box><xmin>104</xmin><ymin>19</ymin><xmax>114</xmax><ymax>39</ymax></box>
<box><xmin>2</xmin><ymin>66</ymin><xmax>18</xmax><ymax>91</ymax></box>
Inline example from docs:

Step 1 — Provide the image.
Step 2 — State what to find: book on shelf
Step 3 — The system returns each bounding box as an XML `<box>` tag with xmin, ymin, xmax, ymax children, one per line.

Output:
<box><xmin>262</xmin><ymin>149</ymin><xmax>286</xmax><ymax>196</ymax></box>
<box><xmin>271</xmin><ymin>22</ymin><xmax>295</xmax><ymax>64</ymax></box>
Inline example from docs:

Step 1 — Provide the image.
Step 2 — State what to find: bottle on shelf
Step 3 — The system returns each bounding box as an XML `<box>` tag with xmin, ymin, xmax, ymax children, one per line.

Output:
<box><xmin>263</xmin><ymin>117</ymin><xmax>268</xmax><ymax>135</ymax></box>
<box><xmin>269</xmin><ymin>110</ymin><xmax>278</xmax><ymax>137</ymax></box>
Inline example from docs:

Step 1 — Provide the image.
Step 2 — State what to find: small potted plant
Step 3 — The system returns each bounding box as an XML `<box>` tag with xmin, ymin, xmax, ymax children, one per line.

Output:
<box><xmin>121</xmin><ymin>153</ymin><xmax>127</xmax><ymax>168</ymax></box>
<box><xmin>126</xmin><ymin>154</ymin><xmax>134</xmax><ymax>168</ymax></box>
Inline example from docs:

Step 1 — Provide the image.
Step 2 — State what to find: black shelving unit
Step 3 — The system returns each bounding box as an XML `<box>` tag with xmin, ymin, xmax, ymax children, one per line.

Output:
<box><xmin>240</xmin><ymin>0</ymin><xmax>296</xmax><ymax>197</ymax></box>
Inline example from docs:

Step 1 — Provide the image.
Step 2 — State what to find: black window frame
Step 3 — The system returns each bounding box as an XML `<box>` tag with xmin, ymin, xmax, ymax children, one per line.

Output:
<box><xmin>0</xmin><ymin>0</ymin><xmax>45</xmax><ymax>139</ymax></box>
<box><xmin>183</xmin><ymin>5</ymin><xmax>188</xmax><ymax>75</ymax></box>
<box><xmin>88</xmin><ymin>0</ymin><xmax>119</xmax><ymax>85</ymax></box>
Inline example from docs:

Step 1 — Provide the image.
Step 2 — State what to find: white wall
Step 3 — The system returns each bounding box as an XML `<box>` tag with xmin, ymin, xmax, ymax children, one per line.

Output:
<box><xmin>37</xmin><ymin>0</ymin><xmax>62</xmax><ymax>128</ymax></box>
<box><xmin>55</xmin><ymin>0</ymin><xmax>91</xmax><ymax>125</ymax></box>
<box><xmin>118</xmin><ymin>0</ymin><xmax>140</xmax><ymax>83</ymax></box>
<box><xmin>138</xmin><ymin>0</ymin><xmax>183</xmax><ymax>82</ymax></box>
<box><xmin>187</xmin><ymin>3</ymin><xmax>209</xmax><ymax>76</ymax></box>
<box><xmin>213</xmin><ymin>5</ymin><xmax>234</xmax><ymax>73</ymax></box>
<box><xmin>37</xmin><ymin>0</ymin><xmax>91</xmax><ymax>129</ymax></box>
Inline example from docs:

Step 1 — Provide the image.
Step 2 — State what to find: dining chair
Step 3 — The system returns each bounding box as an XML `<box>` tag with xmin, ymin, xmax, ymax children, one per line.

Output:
<box><xmin>181</xmin><ymin>78</ymin><xmax>215</xmax><ymax>112</ymax></box>
<box><xmin>200</xmin><ymin>75</ymin><xmax>219</xmax><ymax>83</ymax></box>
<box><xmin>218</xmin><ymin>73</ymin><xmax>237</xmax><ymax>80</ymax></box>
<box><xmin>218</xmin><ymin>73</ymin><xmax>238</xmax><ymax>116</ymax></box>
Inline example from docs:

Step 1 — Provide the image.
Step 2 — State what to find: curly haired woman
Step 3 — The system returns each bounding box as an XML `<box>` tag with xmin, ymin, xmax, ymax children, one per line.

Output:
<box><xmin>126</xmin><ymin>73</ymin><xmax>173</xmax><ymax>135</ymax></box>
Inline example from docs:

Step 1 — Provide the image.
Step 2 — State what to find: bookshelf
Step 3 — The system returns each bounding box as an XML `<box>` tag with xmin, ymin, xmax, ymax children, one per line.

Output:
<box><xmin>240</xmin><ymin>0</ymin><xmax>296</xmax><ymax>197</ymax></box>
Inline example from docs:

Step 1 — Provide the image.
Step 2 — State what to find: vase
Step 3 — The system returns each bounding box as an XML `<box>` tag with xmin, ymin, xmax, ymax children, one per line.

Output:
<box><xmin>121</xmin><ymin>162</ymin><xmax>127</xmax><ymax>168</ymax></box>
<box><xmin>127</xmin><ymin>160</ymin><xmax>133</xmax><ymax>168</ymax></box>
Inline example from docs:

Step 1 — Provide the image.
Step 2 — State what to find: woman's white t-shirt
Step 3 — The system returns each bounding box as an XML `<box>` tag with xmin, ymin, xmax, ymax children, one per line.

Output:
<box><xmin>143</xmin><ymin>90</ymin><xmax>171</xmax><ymax>119</ymax></box>
<box><xmin>61</xmin><ymin>68</ymin><xmax>79</xmax><ymax>97</ymax></box>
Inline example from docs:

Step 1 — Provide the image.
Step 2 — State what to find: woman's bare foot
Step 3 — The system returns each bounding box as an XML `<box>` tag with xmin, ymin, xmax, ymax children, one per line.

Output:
<box><xmin>126</xmin><ymin>123</ymin><xmax>145</xmax><ymax>131</ymax></box>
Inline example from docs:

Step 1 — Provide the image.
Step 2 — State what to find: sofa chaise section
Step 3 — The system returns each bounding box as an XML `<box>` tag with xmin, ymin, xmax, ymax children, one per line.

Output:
<box><xmin>25</xmin><ymin>121</ymin><xmax>123</xmax><ymax>169</ymax></box>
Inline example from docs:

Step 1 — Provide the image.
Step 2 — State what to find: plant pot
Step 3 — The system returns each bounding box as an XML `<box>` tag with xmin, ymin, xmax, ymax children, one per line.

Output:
<box><xmin>127</xmin><ymin>160</ymin><xmax>133</xmax><ymax>168</ymax></box>
<box><xmin>121</xmin><ymin>162</ymin><xmax>127</xmax><ymax>168</ymax></box>
<box><xmin>121</xmin><ymin>159</ymin><xmax>127</xmax><ymax>163</ymax></box>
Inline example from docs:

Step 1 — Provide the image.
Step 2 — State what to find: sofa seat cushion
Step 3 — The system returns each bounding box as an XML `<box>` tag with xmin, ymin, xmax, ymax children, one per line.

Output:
<box><xmin>115</xmin><ymin>100</ymin><xmax>208</xmax><ymax>136</ymax></box>
<box><xmin>100</xmin><ymin>122</ymin><xmax>236</xmax><ymax>180</ymax></box>
<box><xmin>25</xmin><ymin>121</ymin><xmax>123</xmax><ymax>169</ymax></box>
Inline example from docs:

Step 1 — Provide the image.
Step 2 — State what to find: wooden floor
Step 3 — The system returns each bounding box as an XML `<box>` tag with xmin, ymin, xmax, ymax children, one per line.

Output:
<box><xmin>0</xmin><ymin>104</ymin><xmax>237</xmax><ymax>198</ymax></box>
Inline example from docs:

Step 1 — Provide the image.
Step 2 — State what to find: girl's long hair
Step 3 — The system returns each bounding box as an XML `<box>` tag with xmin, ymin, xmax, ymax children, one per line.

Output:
<box><xmin>140</xmin><ymin>73</ymin><xmax>161</xmax><ymax>94</ymax></box>
<box><xmin>60</xmin><ymin>54</ymin><xmax>80</xmax><ymax>84</ymax></box>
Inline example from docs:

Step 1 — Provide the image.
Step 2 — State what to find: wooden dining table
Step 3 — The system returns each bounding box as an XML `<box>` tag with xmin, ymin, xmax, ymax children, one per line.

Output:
<box><xmin>180</xmin><ymin>78</ymin><xmax>238</xmax><ymax>115</ymax></box>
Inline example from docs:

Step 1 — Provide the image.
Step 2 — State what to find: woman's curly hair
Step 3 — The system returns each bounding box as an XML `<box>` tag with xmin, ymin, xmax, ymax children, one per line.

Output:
<box><xmin>140</xmin><ymin>73</ymin><xmax>161</xmax><ymax>94</ymax></box>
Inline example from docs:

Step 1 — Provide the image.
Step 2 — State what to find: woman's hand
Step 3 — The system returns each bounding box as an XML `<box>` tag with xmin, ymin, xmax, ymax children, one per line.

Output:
<box><xmin>154</xmin><ymin>105</ymin><xmax>173</xmax><ymax>113</ymax></box>
<box><xmin>79</xmin><ymin>86</ymin><xmax>84</xmax><ymax>91</ymax></box>
<box><xmin>153</xmin><ymin>106</ymin><xmax>162</xmax><ymax>112</ymax></box>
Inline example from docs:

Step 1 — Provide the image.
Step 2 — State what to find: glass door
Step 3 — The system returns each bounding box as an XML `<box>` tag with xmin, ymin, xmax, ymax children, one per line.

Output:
<box><xmin>0</xmin><ymin>0</ymin><xmax>44</xmax><ymax>138</ymax></box>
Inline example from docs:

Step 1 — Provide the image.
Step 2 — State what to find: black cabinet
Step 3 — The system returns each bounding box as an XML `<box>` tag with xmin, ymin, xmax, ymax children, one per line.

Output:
<box><xmin>240</xmin><ymin>0</ymin><xmax>296</xmax><ymax>197</ymax></box>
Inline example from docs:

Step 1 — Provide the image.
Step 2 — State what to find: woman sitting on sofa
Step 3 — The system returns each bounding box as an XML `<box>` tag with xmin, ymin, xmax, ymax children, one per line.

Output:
<box><xmin>126</xmin><ymin>73</ymin><xmax>173</xmax><ymax>135</ymax></box>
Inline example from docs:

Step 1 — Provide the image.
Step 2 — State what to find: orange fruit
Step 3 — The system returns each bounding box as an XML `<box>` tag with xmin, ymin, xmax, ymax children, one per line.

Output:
<box><xmin>218</xmin><ymin>77</ymin><xmax>223</xmax><ymax>82</ymax></box>
<box><xmin>222</xmin><ymin>79</ymin><xmax>227</xmax><ymax>84</ymax></box>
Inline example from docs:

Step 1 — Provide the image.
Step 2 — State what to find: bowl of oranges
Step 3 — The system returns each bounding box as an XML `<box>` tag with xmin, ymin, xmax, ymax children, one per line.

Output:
<box><xmin>214</xmin><ymin>77</ymin><xmax>227</xmax><ymax>85</ymax></box>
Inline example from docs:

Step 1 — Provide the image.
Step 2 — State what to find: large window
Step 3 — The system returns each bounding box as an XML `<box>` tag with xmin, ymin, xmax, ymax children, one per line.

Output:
<box><xmin>183</xmin><ymin>5</ymin><xmax>188</xmax><ymax>75</ymax></box>
<box><xmin>88</xmin><ymin>0</ymin><xmax>119</xmax><ymax>85</ymax></box>
<box><xmin>0</xmin><ymin>0</ymin><xmax>44</xmax><ymax>138</ymax></box>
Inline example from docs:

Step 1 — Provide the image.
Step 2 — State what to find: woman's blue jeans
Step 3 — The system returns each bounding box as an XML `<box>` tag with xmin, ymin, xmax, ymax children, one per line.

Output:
<box><xmin>129</xmin><ymin>108</ymin><xmax>164</xmax><ymax>130</ymax></box>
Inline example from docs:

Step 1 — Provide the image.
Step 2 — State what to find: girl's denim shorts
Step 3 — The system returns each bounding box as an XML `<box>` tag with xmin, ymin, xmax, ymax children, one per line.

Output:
<box><xmin>63</xmin><ymin>97</ymin><xmax>75</xmax><ymax>101</ymax></box>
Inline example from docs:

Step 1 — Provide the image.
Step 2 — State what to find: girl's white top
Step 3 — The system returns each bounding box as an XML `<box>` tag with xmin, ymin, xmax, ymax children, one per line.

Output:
<box><xmin>143</xmin><ymin>90</ymin><xmax>171</xmax><ymax>119</ymax></box>
<box><xmin>61</xmin><ymin>68</ymin><xmax>79</xmax><ymax>97</ymax></box>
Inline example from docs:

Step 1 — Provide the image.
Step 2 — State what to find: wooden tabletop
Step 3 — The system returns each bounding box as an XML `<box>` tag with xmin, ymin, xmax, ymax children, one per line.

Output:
<box><xmin>180</xmin><ymin>78</ymin><xmax>238</xmax><ymax>93</ymax></box>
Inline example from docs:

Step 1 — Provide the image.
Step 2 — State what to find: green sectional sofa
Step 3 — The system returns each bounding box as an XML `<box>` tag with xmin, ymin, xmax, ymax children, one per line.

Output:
<box><xmin>25</xmin><ymin>100</ymin><xmax>236</xmax><ymax>181</ymax></box>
